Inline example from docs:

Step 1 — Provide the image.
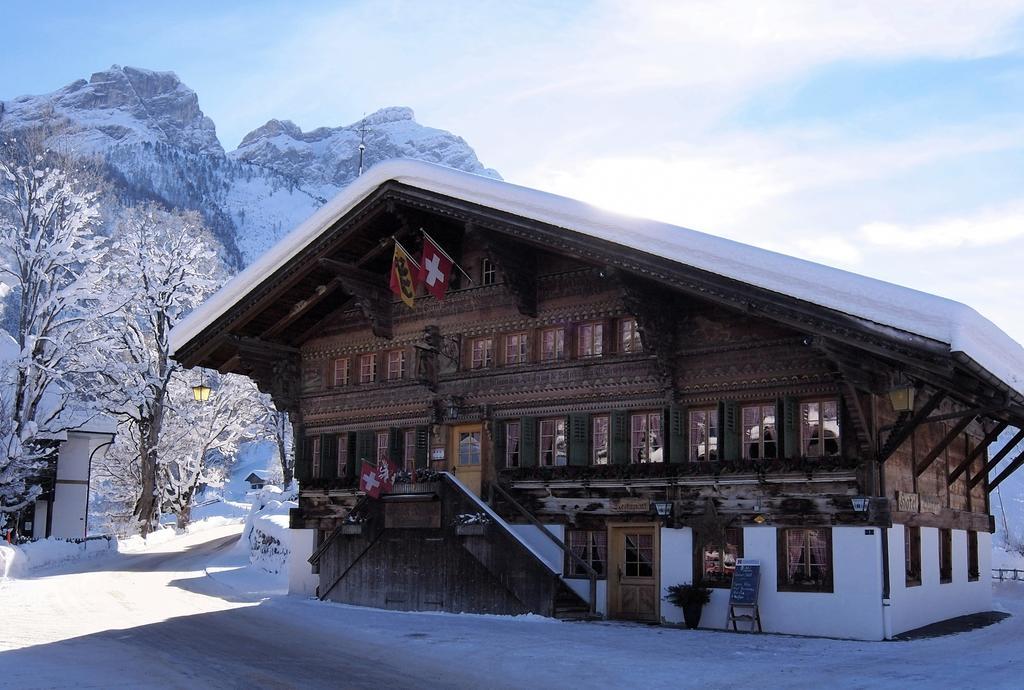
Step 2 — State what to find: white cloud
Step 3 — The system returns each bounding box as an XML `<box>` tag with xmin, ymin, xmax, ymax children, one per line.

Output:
<box><xmin>860</xmin><ymin>204</ymin><xmax>1024</xmax><ymax>250</ymax></box>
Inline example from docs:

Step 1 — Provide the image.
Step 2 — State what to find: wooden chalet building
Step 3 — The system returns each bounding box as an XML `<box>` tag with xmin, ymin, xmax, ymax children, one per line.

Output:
<box><xmin>170</xmin><ymin>160</ymin><xmax>1024</xmax><ymax>640</ymax></box>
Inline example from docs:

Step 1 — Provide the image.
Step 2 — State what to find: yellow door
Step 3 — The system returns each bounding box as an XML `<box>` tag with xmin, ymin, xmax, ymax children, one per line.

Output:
<box><xmin>451</xmin><ymin>424</ymin><xmax>483</xmax><ymax>495</ymax></box>
<box><xmin>608</xmin><ymin>525</ymin><xmax>659</xmax><ymax>622</ymax></box>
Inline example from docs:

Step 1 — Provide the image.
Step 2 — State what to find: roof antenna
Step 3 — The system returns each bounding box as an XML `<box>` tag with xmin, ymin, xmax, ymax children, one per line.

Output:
<box><xmin>357</xmin><ymin>114</ymin><xmax>368</xmax><ymax>177</ymax></box>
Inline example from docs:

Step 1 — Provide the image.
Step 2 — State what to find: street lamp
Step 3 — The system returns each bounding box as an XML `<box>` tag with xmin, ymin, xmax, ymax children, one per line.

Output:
<box><xmin>192</xmin><ymin>371</ymin><xmax>212</xmax><ymax>403</ymax></box>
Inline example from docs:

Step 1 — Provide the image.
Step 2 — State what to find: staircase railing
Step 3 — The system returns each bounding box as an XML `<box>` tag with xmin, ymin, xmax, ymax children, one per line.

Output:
<box><xmin>489</xmin><ymin>481</ymin><xmax>598</xmax><ymax>616</ymax></box>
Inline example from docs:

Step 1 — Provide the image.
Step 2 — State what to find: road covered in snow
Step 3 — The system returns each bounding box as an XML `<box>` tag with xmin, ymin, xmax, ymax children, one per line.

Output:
<box><xmin>2</xmin><ymin>526</ymin><xmax>1023</xmax><ymax>689</ymax></box>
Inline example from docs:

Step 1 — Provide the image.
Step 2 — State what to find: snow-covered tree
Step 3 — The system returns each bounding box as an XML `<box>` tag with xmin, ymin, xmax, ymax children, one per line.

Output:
<box><xmin>257</xmin><ymin>395</ymin><xmax>294</xmax><ymax>489</ymax></box>
<box><xmin>159</xmin><ymin>371</ymin><xmax>265</xmax><ymax>528</ymax></box>
<box><xmin>97</xmin><ymin>204</ymin><xmax>220</xmax><ymax>535</ymax></box>
<box><xmin>0</xmin><ymin>140</ymin><xmax>108</xmax><ymax>522</ymax></box>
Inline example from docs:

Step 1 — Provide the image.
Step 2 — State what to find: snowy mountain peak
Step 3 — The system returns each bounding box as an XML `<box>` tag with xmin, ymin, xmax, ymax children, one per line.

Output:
<box><xmin>1</xmin><ymin>67</ymin><xmax>498</xmax><ymax>267</ymax></box>
<box><xmin>0</xmin><ymin>64</ymin><xmax>222</xmax><ymax>156</ymax></box>
<box><xmin>231</xmin><ymin>106</ymin><xmax>499</xmax><ymax>194</ymax></box>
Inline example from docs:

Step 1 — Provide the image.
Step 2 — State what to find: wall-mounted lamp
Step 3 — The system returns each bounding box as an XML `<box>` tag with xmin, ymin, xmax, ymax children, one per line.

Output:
<box><xmin>191</xmin><ymin>371</ymin><xmax>212</xmax><ymax>403</ymax></box>
<box><xmin>887</xmin><ymin>384</ymin><xmax>915</xmax><ymax>413</ymax></box>
<box><xmin>651</xmin><ymin>501</ymin><xmax>673</xmax><ymax>518</ymax></box>
<box><xmin>851</xmin><ymin>496</ymin><xmax>870</xmax><ymax>513</ymax></box>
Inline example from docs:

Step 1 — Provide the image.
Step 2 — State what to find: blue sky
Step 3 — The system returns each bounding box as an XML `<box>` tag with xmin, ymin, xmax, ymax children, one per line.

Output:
<box><xmin>3</xmin><ymin>0</ymin><xmax>1024</xmax><ymax>342</ymax></box>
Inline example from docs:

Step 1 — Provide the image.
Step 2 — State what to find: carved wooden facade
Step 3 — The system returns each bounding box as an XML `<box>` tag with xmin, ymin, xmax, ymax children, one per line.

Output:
<box><xmin>171</xmin><ymin>163</ymin><xmax>1024</xmax><ymax>633</ymax></box>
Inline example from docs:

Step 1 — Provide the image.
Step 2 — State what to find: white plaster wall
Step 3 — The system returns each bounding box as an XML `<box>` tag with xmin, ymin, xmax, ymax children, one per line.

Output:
<box><xmin>288</xmin><ymin>529</ymin><xmax>319</xmax><ymax>596</ymax></box>
<box><xmin>564</xmin><ymin>578</ymin><xmax>609</xmax><ymax>616</ymax></box>
<box><xmin>56</xmin><ymin>433</ymin><xmax>92</xmax><ymax>481</ymax></box>
<box><xmin>668</xmin><ymin>526</ymin><xmax>885</xmax><ymax>639</ymax></box>
<box><xmin>659</xmin><ymin>527</ymin><xmax>694</xmax><ymax>624</ymax></box>
<box><xmin>49</xmin><ymin>432</ymin><xmax>102</xmax><ymax>539</ymax></box>
<box><xmin>51</xmin><ymin>484</ymin><xmax>89</xmax><ymax>539</ymax></box>
<box><xmin>886</xmin><ymin>527</ymin><xmax>992</xmax><ymax>636</ymax></box>
<box><xmin>31</xmin><ymin>500</ymin><xmax>49</xmax><ymax>538</ymax></box>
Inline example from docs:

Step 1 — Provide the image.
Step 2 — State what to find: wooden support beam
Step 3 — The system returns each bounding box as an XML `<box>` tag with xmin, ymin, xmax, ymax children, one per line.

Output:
<box><xmin>877</xmin><ymin>390</ymin><xmax>947</xmax><ymax>464</ymax></box>
<box><xmin>839</xmin><ymin>379</ymin><xmax>875</xmax><ymax>458</ymax></box>
<box><xmin>914</xmin><ymin>415</ymin><xmax>975</xmax><ymax>477</ymax></box>
<box><xmin>948</xmin><ymin>422</ymin><xmax>1007</xmax><ymax>485</ymax></box>
<box><xmin>260</xmin><ymin>279</ymin><xmax>343</xmax><ymax>339</ymax></box>
<box><xmin>969</xmin><ymin>428</ymin><xmax>1024</xmax><ymax>489</ymax></box>
<box><xmin>988</xmin><ymin>449</ymin><xmax>1024</xmax><ymax>493</ymax></box>
<box><xmin>317</xmin><ymin>258</ymin><xmax>394</xmax><ymax>339</ymax></box>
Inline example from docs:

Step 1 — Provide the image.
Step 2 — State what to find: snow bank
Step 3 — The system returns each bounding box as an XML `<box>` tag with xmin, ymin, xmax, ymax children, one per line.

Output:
<box><xmin>241</xmin><ymin>494</ymin><xmax>296</xmax><ymax>575</ymax></box>
<box><xmin>0</xmin><ymin>537</ymin><xmax>116</xmax><ymax>578</ymax></box>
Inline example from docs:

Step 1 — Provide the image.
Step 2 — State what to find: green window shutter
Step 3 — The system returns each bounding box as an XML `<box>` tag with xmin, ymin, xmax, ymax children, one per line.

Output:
<box><xmin>719</xmin><ymin>401</ymin><xmax>740</xmax><ymax>461</ymax></box>
<box><xmin>494</xmin><ymin>421</ymin><xmax>507</xmax><ymax>469</ymax></box>
<box><xmin>782</xmin><ymin>396</ymin><xmax>799</xmax><ymax>459</ymax></box>
<box><xmin>611</xmin><ymin>410</ymin><xmax>630</xmax><ymax>464</ymax></box>
<box><xmin>321</xmin><ymin>433</ymin><xmax>338</xmax><ymax>480</ymax></box>
<box><xmin>568</xmin><ymin>413</ymin><xmax>590</xmax><ymax>466</ymax></box>
<box><xmin>668</xmin><ymin>404</ymin><xmax>686</xmax><ymax>463</ymax></box>
<box><xmin>346</xmin><ymin>433</ymin><xmax>358</xmax><ymax>478</ymax></box>
<box><xmin>520</xmin><ymin>417</ymin><xmax>538</xmax><ymax>467</ymax></box>
<box><xmin>355</xmin><ymin>430</ymin><xmax>375</xmax><ymax>467</ymax></box>
<box><xmin>415</xmin><ymin>426</ymin><xmax>429</xmax><ymax>469</ymax></box>
<box><xmin>295</xmin><ymin>432</ymin><xmax>312</xmax><ymax>482</ymax></box>
<box><xmin>389</xmin><ymin>427</ymin><xmax>404</xmax><ymax>465</ymax></box>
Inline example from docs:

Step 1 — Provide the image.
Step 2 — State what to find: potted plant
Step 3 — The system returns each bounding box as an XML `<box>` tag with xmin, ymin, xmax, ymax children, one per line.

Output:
<box><xmin>665</xmin><ymin>583</ymin><xmax>712</xmax><ymax>629</ymax></box>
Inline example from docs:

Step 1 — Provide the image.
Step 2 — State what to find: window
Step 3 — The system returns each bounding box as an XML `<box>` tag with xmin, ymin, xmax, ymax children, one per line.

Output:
<box><xmin>619</xmin><ymin>318</ymin><xmax>642</xmax><ymax>353</ymax></box>
<box><xmin>459</xmin><ymin>431</ymin><xmax>481</xmax><ymax>466</ymax></box>
<box><xmin>333</xmin><ymin>358</ymin><xmax>350</xmax><ymax>387</ymax></box>
<box><xmin>376</xmin><ymin>430</ymin><xmax>389</xmax><ymax>465</ymax></box>
<box><xmin>335</xmin><ymin>434</ymin><xmax>349</xmax><ymax>478</ymax></box>
<box><xmin>481</xmin><ymin>258</ymin><xmax>497</xmax><ymax>286</ymax></box>
<box><xmin>623</xmin><ymin>532</ymin><xmax>655</xmax><ymax>577</ymax></box>
<box><xmin>505</xmin><ymin>333</ymin><xmax>528</xmax><ymax>365</ymax></box>
<box><xmin>778</xmin><ymin>528</ymin><xmax>832</xmax><ymax>592</ymax></box>
<box><xmin>577</xmin><ymin>322</ymin><xmax>604</xmax><ymax>358</ymax></box>
<box><xmin>359</xmin><ymin>353</ymin><xmax>376</xmax><ymax>384</ymax></box>
<box><xmin>689</xmin><ymin>409</ymin><xmax>719</xmax><ymax>462</ymax></box>
<box><xmin>471</xmin><ymin>337</ymin><xmax>493</xmax><ymax>369</ymax></box>
<box><xmin>939</xmin><ymin>528</ymin><xmax>952</xmax><ymax>584</ymax></box>
<box><xmin>630</xmin><ymin>412</ymin><xmax>663</xmax><ymax>463</ymax></box>
<box><xmin>905</xmin><ymin>525</ymin><xmax>921</xmax><ymax>587</ymax></box>
<box><xmin>540</xmin><ymin>327</ymin><xmax>565</xmax><ymax>361</ymax></box>
<box><xmin>505</xmin><ymin>422</ymin><xmax>521</xmax><ymax>468</ymax></box>
<box><xmin>801</xmin><ymin>400</ymin><xmax>840</xmax><ymax>457</ymax></box>
<box><xmin>403</xmin><ymin>429</ymin><xmax>417</xmax><ymax>472</ymax></box>
<box><xmin>566</xmin><ymin>529</ymin><xmax>607</xmax><ymax>577</ymax></box>
<box><xmin>310</xmin><ymin>436</ymin><xmax>322</xmax><ymax>478</ymax></box>
<box><xmin>742</xmin><ymin>404</ymin><xmax>777</xmax><ymax>459</ymax></box>
<box><xmin>539</xmin><ymin>418</ymin><xmax>567</xmax><ymax>466</ymax></box>
<box><xmin>701</xmin><ymin>527</ymin><xmax>743</xmax><ymax>588</ymax></box>
<box><xmin>385</xmin><ymin>349</ymin><xmax>405</xmax><ymax>381</ymax></box>
<box><xmin>592</xmin><ymin>416</ymin><xmax>609</xmax><ymax>464</ymax></box>
<box><xmin>968</xmin><ymin>531</ymin><xmax>979</xmax><ymax>581</ymax></box>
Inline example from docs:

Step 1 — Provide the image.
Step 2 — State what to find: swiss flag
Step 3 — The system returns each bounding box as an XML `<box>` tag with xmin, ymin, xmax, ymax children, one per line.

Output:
<box><xmin>359</xmin><ymin>460</ymin><xmax>383</xmax><ymax>499</ymax></box>
<box><xmin>418</xmin><ymin>235</ymin><xmax>454</xmax><ymax>301</ymax></box>
<box><xmin>360</xmin><ymin>458</ymin><xmax>398</xmax><ymax>499</ymax></box>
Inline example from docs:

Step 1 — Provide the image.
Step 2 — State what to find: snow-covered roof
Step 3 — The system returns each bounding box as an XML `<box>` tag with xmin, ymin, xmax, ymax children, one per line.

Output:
<box><xmin>170</xmin><ymin>159</ymin><xmax>1024</xmax><ymax>399</ymax></box>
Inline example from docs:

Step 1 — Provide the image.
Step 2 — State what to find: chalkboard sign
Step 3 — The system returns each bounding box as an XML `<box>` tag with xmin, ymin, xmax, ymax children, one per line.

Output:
<box><xmin>729</xmin><ymin>562</ymin><xmax>761</xmax><ymax>606</ymax></box>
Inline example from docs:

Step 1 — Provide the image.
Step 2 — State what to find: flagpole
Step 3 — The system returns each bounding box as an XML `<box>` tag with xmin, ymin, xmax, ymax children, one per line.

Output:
<box><xmin>392</xmin><ymin>237</ymin><xmax>421</xmax><ymax>269</ymax></box>
<box><xmin>421</xmin><ymin>229</ymin><xmax>474</xmax><ymax>284</ymax></box>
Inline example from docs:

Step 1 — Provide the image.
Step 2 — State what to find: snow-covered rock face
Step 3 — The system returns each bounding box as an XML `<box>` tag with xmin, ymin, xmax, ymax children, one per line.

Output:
<box><xmin>232</xmin><ymin>106</ymin><xmax>500</xmax><ymax>197</ymax></box>
<box><xmin>0</xmin><ymin>67</ymin><xmax>498</xmax><ymax>267</ymax></box>
<box><xmin>1</xmin><ymin>65</ymin><xmax>222</xmax><ymax>156</ymax></box>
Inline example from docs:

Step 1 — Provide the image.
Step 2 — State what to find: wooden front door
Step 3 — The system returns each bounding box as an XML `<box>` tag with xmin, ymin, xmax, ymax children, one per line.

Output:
<box><xmin>608</xmin><ymin>524</ymin><xmax>660</xmax><ymax>622</ymax></box>
<box><xmin>450</xmin><ymin>424</ymin><xmax>483</xmax><ymax>495</ymax></box>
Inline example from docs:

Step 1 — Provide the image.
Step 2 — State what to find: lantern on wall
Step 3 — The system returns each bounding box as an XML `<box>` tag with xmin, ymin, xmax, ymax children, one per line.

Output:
<box><xmin>887</xmin><ymin>383</ymin><xmax>915</xmax><ymax>413</ymax></box>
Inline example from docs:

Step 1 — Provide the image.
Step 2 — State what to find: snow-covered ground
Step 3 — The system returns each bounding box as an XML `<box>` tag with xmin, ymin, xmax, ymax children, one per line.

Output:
<box><xmin>2</xmin><ymin>522</ymin><xmax>1024</xmax><ymax>689</ymax></box>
